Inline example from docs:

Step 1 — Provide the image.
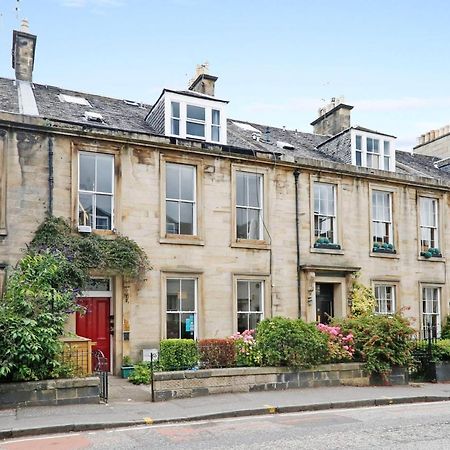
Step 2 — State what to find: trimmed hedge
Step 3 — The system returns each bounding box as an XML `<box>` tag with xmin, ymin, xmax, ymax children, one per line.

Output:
<box><xmin>198</xmin><ymin>339</ymin><xmax>236</xmax><ymax>368</ymax></box>
<box><xmin>158</xmin><ymin>339</ymin><xmax>198</xmax><ymax>371</ymax></box>
<box><xmin>256</xmin><ymin>317</ymin><xmax>329</xmax><ymax>368</ymax></box>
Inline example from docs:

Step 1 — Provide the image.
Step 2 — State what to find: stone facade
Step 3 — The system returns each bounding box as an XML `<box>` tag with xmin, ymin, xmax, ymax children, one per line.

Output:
<box><xmin>0</xmin><ymin>115</ymin><xmax>449</xmax><ymax>374</ymax></box>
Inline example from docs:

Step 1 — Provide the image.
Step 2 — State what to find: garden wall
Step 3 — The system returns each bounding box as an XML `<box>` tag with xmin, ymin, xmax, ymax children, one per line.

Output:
<box><xmin>153</xmin><ymin>363</ymin><xmax>371</xmax><ymax>402</ymax></box>
<box><xmin>0</xmin><ymin>377</ymin><xmax>100</xmax><ymax>409</ymax></box>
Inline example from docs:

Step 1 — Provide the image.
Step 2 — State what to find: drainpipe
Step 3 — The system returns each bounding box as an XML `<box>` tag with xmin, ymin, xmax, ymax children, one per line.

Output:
<box><xmin>293</xmin><ymin>169</ymin><xmax>301</xmax><ymax>319</ymax></box>
<box><xmin>48</xmin><ymin>135</ymin><xmax>54</xmax><ymax>216</ymax></box>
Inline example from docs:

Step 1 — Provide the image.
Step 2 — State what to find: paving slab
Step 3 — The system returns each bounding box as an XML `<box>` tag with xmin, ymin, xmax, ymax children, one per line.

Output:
<box><xmin>1</xmin><ymin>379</ymin><xmax>450</xmax><ymax>439</ymax></box>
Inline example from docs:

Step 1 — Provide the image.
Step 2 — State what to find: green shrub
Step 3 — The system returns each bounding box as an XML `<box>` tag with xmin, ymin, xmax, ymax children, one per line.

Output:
<box><xmin>256</xmin><ymin>317</ymin><xmax>328</xmax><ymax>368</ymax></box>
<box><xmin>432</xmin><ymin>339</ymin><xmax>450</xmax><ymax>361</ymax></box>
<box><xmin>198</xmin><ymin>339</ymin><xmax>236</xmax><ymax>368</ymax></box>
<box><xmin>348</xmin><ymin>275</ymin><xmax>376</xmax><ymax>317</ymax></box>
<box><xmin>333</xmin><ymin>314</ymin><xmax>414</xmax><ymax>375</ymax></box>
<box><xmin>158</xmin><ymin>339</ymin><xmax>198</xmax><ymax>371</ymax></box>
<box><xmin>0</xmin><ymin>251</ymin><xmax>82</xmax><ymax>382</ymax></box>
<box><xmin>441</xmin><ymin>316</ymin><xmax>450</xmax><ymax>339</ymax></box>
<box><xmin>128</xmin><ymin>362</ymin><xmax>151</xmax><ymax>384</ymax></box>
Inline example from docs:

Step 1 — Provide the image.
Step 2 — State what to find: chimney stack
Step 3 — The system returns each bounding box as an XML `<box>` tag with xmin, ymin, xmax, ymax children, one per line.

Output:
<box><xmin>311</xmin><ymin>97</ymin><xmax>353</xmax><ymax>136</ymax></box>
<box><xmin>188</xmin><ymin>63</ymin><xmax>217</xmax><ymax>97</ymax></box>
<box><xmin>12</xmin><ymin>19</ymin><xmax>37</xmax><ymax>82</ymax></box>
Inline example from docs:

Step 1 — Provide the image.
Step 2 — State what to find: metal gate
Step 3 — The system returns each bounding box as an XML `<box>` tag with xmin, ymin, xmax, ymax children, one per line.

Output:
<box><xmin>410</xmin><ymin>325</ymin><xmax>438</xmax><ymax>382</ymax></box>
<box><xmin>93</xmin><ymin>350</ymin><xmax>109</xmax><ymax>402</ymax></box>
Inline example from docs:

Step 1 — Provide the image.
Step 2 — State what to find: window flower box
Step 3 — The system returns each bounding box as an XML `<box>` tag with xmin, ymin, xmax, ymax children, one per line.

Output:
<box><xmin>372</xmin><ymin>243</ymin><xmax>396</xmax><ymax>254</ymax></box>
<box><xmin>314</xmin><ymin>242</ymin><xmax>341</xmax><ymax>250</ymax></box>
<box><xmin>314</xmin><ymin>238</ymin><xmax>340</xmax><ymax>250</ymax></box>
<box><xmin>420</xmin><ymin>247</ymin><xmax>442</xmax><ymax>258</ymax></box>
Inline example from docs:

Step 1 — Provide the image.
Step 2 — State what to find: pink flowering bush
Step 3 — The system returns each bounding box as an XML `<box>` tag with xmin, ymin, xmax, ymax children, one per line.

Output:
<box><xmin>229</xmin><ymin>329</ymin><xmax>262</xmax><ymax>367</ymax></box>
<box><xmin>316</xmin><ymin>323</ymin><xmax>355</xmax><ymax>362</ymax></box>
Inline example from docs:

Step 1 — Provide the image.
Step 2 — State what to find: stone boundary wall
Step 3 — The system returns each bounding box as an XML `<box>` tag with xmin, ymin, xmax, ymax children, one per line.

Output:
<box><xmin>153</xmin><ymin>363</ymin><xmax>371</xmax><ymax>402</ymax></box>
<box><xmin>0</xmin><ymin>377</ymin><xmax>100</xmax><ymax>409</ymax></box>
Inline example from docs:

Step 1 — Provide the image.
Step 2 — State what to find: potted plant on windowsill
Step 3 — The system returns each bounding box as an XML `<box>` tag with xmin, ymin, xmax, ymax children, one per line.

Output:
<box><xmin>314</xmin><ymin>237</ymin><xmax>341</xmax><ymax>250</ymax></box>
<box><xmin>372</xmin><ymin>242</ymin><xmax>396</xmax><ymax>254</ymax></box>
<box><xmin>420</xmin><ymin>247</ymin><xmax>442</xmax><ymax>259</ymax></box>
<box><xmin>121</xmin><ymin>355</ymin><xmax>135</xmax><ymax>379</ymax></box>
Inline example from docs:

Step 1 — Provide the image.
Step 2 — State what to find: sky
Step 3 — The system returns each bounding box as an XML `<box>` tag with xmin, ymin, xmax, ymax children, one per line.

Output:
<box><xmin>0</xmin><ymin>0</ymin><xmax>450</xmax><ymax>149</ymax></box>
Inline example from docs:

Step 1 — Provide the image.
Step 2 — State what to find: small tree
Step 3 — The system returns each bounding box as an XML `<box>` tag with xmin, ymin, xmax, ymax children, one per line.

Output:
<box><xmin>348</xmin><ymin>273</ymin><xmax>376</xmax><ymax>317</ymax></box>
<box><xmin>0</xmin><ymin>251</ymin><xmax>80</xmax><ymax>381</ymax></box>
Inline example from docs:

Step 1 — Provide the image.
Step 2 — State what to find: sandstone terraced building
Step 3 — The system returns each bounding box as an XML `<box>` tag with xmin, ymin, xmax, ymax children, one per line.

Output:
<box><xmin>1</xmin><ymin>23</ymin><xmax>449</xmax><ymax>373</ymax></box>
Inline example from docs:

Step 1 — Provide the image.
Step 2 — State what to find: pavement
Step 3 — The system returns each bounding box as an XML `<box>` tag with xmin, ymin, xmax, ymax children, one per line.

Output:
<box><xmin>1</xmin><ymin>376</ymin><xmax>450</xmax><ymax>440</ymax></box>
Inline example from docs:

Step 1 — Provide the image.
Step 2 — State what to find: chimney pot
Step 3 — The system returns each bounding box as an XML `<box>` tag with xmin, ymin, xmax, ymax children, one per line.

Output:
<box><xmin>311</xmin><ymin>97</ymin><xmax>353</xmax><ymax>136</ymax></box>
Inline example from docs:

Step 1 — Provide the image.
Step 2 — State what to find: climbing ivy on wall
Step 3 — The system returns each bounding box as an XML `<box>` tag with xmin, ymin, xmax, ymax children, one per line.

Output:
<box><xmin>29</xmin><ymin>216</ymin><xmax>150</xmax><ymax>289</ymax></box>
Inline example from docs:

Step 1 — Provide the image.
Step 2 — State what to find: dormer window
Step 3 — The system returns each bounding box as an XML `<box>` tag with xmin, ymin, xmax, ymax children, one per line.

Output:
<box><xmin>351</xmin><ymin>128</ymin><xmax>395</xmax><ymax>172</ymax></box>
<box><xmin>146</xmin><ymin>89</ymin><xmax>228</xmax><ymax>145</ymax></box>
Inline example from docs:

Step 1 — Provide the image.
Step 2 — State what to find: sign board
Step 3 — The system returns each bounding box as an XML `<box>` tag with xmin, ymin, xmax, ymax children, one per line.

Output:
<box><xmin>142</xmin><ymin>348</ymin><xmax>159</xmax><ymax>362</ymax></box>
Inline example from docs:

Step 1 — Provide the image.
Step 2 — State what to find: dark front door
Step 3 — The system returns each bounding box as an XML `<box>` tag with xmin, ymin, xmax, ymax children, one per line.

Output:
<box><xmin>316</xmin><ymin>283</ymin><xmax>334</xmax><ymax>323</ymax></box>
<box><xmin>76</xmin><ymin>297</ymin><xmax>111</xmax><ymax>366</ymax></box>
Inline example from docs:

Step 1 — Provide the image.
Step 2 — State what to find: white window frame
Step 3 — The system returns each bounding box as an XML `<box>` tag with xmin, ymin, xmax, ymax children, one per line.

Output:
<box><xmin>374</xmin><ymin>284</ymin><xmax>395</xmax><ymax>315</ymax></box>
<box><xmin>351</xmin><ymin>129</ymin><xmax>395</xmax><ymax>172</ymax></box>
<box><xmin>171</xmin><ymin>101</ymin><xmax>180</xmax><ymax>136</ymax></box>
<box><xmin>165</xmin><ymin>162</ymin><xmax>197</xmax><ymax>236</ymax></box>
<box><xmin>164</xmin><ymin>92</ymin><xmax>227</xmax><ymax>144</ymax></box>
<box><xmin>165</xmin><ymin>277</ymin><xmax>198</xmax><ymax>340</ymax></box>
<box><xmin>236</xmin><ymin>279</ymin><xmax>264</xmax><ymax>332</ymax></box>
<box><xmin>235</xmin><ymin>171</ymin><xmax>264</xmax><ymax>241</ymax></box>
<box><xmin>186</xmin><ymin>104</ymin><xmax>206</xmax><ymax>139</ymax></box>
<box><xmin>211</xmin><ymin>109</ymin><xmax>220</xmax><ymax>142</ymax></box>
<box><xmin>419</xmin><ymin>197</ymin><xmax>439</xmax><ymax>253</ymax></box>
<box><xmin>421</xmin><ymin>286</ymin><xmax>441</xmax><ymax>338</ymax></box>
<box><xmin>372</xmin><ymin>190</ymin><xmax>393</xmax><ymax>245</ymax></box>
<box><xmin>78</xmin><ymin>152</ymin><xmax>114</xmax><ymax>231</ymax></box>
<box><xmin>313</xmin><ymin>182</ymin><xmax>337</xmax><ymax>243</ymax></box>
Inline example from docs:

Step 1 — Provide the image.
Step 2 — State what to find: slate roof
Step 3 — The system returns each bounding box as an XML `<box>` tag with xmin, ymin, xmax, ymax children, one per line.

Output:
<box><xmin>0</xmin><ymin>77</ymin><xmax>153</xmax><ymax>133</ymax></box>
<box><xmin>0</xmin><ymin>76</ymin><xmax>449</xmax><ymax>183</ymax></box>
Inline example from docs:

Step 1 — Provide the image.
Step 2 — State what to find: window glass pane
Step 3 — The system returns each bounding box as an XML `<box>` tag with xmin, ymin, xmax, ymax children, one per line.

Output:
<box><xmin>248</xmin><ymin>174</ymin><xmax>262</xmax><ymax>208</ymax></box>
<box><xmin>166</xmin><ymin>200</ymin><xmax>179</xmax><ymax>234</ymax></box>
<box><xmin>79</xmin><ymin>153</ymin><xmax>95</xmax><ymax>191</ymax></box>
<box><xmin>166</xmin><ymin>163</ymin><xmax>179</xmax><ymax>199</ymax></box>
<box><xmin>367</xmin><ymin>138</ymin><xmax>373</xmax><ymax>152</ymax></box>
<box><xmin>171</xmin><ymin>102</ymin><xmax>180</xmax><ymax>118</ymax></box>
<box><xmin>186</xmin><ymin>122</ymin><xmax>205</xmax><ymax>137</ymax></box>
<box><xmin>95</xmin><ymin>194</ymin><xmax>112</xmax><ymax>230</ymax></box>
<box><xmin>236</xmin><ymin>172</ymin><xmax>247</xmax><ymax>206</ymax></box>
<box><xmin>96</xmin><ymin>155</ymin><xmax>113</xmax><ymax>193</ymax></box>
<box><xmin>384</xmin><ymin>156</ymin><xmax>390</xmax><ymax>170</ymax></box>
<box><xmin>186</xmin><ymin>105</ymin><xmax>205</xmax><ymax>121</ymax></box>
<box><xmin>171</xmin><ymin>118</ymin><xmax>180</xmax><ymax>135</ymax></box>
<box><xmin>355</xmin><ymin>135</ymin><xmax>362</xmax><ymax>150</ymax></box>
<box><xmin>180</xmin><ymin>165</ymin><xmax>195</xmax><ymax>201</ymax></box>
<box><xmin>373</xmin><ymin>139</ymin><xmax>379</xmax><ymax>153</ymax></box>
<box><xmin>180</xmin><ymin>279</ymin><xmax>195</xmax><ymax>311</ymax></box>
<box><xmin>179</xmin><ymin>202</ymin><xmax>194</xmax><ymax>235</ymax></box>
<box><xmin>237</xmin><ymin>313</ymin><xmax>248</xmax><ymax>333</ymax></box>
<box><xmin>249</xmin><ymin>313</ymin><xmax>261</xmax><ymax>330</ymax></box>
<box><xmin>384</xmin><ymin>141</ymin><xmax>390</xmax><ymax>156</ymax></box>
<box><xmin>248</xmin><ymin>209</ymin><xmax>260</xmax><ymax>239</ymax></box>
<box><xmin>237</xmin><ymin>281</ymin><xmax>249</xmax><ymax>311</ymax></box>
<box><xmin>181</xmin><ymin>313</ymin><xmax>195</xmax><ymax>339</ymax></box>
<box><xmin>212</xmin><ymin>109</ymin><xmax>220</xmax><ymax>125</ymax></box>
<box><xmin>236</xmin><ymin>207</ymin><xmax>247</xmax><ymax>239</ymax></box>
<box><xmin>166</xmin><ymin>314</ymin><xmax>179</xmax><ymax>338</ymax></box>
<box><xmin>167</xmin><ymin>279</ymin><xmax>180</xmax><ymax>311</ymax></box>
<box><xmin>249</xmin><ymin>281</ymin><xmax>262</xmax><ymax>312</ymax></box>
<box><xmin>79</xmin><ymin>193</ymin><xmax>93</xmax><ymax>227</ymax></box>
<box><xmin>356</xmin><ymin>151</ymin><xmax>362</xmax><ymax>166</ymax></box>
<box><xmin>212</xmin><ymin>125</ymin><xmax>220</xmax><ymax>142</ymax></box>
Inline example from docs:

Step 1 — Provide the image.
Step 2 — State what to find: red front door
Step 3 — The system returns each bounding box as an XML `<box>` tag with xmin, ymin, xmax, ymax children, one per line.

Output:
<box><xmin>76</xmin><ymin>297</ymin><xmax>111</xmax><ymax>367</ymax></box>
